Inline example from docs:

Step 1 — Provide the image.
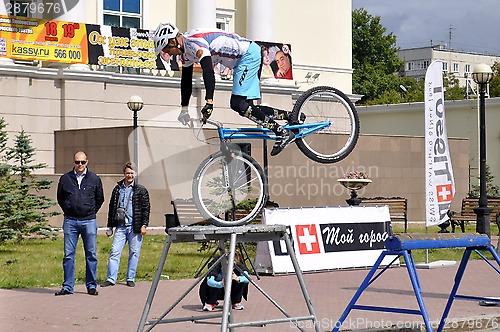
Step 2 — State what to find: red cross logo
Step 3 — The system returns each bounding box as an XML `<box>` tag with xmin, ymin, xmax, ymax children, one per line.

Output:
<box><xmin>436</xmin><ymin>184</ymin><xmax>453</xmax><ymax>202</ymax></box>
<box><xmin>295</xmin><ymin>224</ymin><xmax>321</xmax><ymax>255</ymax></box>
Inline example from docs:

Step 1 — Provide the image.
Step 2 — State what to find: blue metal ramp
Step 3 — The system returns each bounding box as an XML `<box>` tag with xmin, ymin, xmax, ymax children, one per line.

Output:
<box><xmin>332</xmin><ymin>233</ymin><xmax>500</xmax><ymax>332</ymax></box>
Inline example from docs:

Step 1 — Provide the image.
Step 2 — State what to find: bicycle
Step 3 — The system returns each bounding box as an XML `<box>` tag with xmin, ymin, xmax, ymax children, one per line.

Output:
<box><xmin>191</xmin><ymin>86</ymin><xmax>359</xmax><ymax>227</ymax></box>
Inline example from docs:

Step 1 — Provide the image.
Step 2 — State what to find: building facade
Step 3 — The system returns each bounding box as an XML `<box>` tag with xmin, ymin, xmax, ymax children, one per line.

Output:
<box><xmin>0</xmin><ymin>0</ymin><xmax>354</xmax><ymax>173</ymax></box>
<box><xmin>357</xmin><ymin>97</ymin><xmax>500</xmax><ymax>191</ymax></box>
<box><xmin>398</xmin><ymin>45</ymin><xmax>500</xmax><ymax>93</ymax></box>
<box><xmin>0</xmin><ymin>1</ymin><xmax>493</xmax><ymax>226</ymax></box>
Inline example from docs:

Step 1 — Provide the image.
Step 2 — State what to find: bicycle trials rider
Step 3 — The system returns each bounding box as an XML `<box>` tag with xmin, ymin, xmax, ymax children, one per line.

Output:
<box><xmin>152</xmin><ymin>23</ymin><xmax>296</xmax><ymax>156</ymax></box>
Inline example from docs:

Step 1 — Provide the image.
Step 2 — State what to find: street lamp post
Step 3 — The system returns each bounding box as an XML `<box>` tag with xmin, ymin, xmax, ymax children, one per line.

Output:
<box><xmin>471</xmin><ymin>63</ymin><xmax>494</xmax><ymax>237</ymax></box>
<box><xmin>127</xmin><ymin>95</ymin><xmax>144</xmax><ymax>174</ymax></box>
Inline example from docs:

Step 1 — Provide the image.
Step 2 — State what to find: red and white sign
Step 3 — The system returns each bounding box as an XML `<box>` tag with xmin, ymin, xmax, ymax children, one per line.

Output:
<box><xmin>295</xmin><ymin>224</ymin><xmax>321</xmax><ymax>254</ymax></box>
<box><xmin>254</xmin><ymin>206</ymin><xmax>396</xmax><ymax>274</ymax></box>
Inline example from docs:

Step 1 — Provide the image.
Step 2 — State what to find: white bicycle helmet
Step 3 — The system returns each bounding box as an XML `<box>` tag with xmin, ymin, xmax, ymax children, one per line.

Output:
<box><xmin>153</xmin><ymin>23</ymin><xmax>180</xmax><ymax>55</ymax></box>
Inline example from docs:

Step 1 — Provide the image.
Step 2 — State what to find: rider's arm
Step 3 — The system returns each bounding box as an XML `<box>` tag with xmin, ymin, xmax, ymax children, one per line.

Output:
<box><xmin>199</xmin><ymin>56</ymin><xmax>215</xmax><ymax>103</ymax></box>
<box><xmin>181</xmin><ymin>64</ymin><xmax>194</xmax><ymax>107</ymax></box>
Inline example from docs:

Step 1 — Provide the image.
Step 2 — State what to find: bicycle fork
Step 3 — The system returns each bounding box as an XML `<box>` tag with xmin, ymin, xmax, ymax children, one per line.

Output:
<box><xmin>220</xmin><ymin>142</ymin><xmax>237</xmax><ymax>220</ymax></box>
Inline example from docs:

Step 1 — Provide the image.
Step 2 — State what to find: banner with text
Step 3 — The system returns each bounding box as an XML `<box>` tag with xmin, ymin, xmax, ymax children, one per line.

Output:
<box><xmin>254</xmin><ymin>206</ymin><xmax>395</xmax><ymax>274</ymax></box>
<box><xmin>0</xmin><ymin>15</ymin><xmax>293</xmax><ymax>76</ymax></box>
<box><xmin>0</xmin><ymin>14</ymin><xmax>88</xmax><ymax>63</ymax></box>
<box><xmin>424</xmin><ymin>60</ymin><xmax>455</xmax><ymax>227</ymax></box>
<box><xmin>86</xmin><ymin>24</ymin><xmax>156</xmax><ymax>69</ymax></box>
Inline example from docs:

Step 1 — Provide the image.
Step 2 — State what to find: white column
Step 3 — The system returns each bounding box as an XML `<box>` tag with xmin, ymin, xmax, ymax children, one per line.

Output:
<box><xmin>247</xmin><ymin>0</ymin><xmax>274</xmax><ymax>41</ymax></box>
<box><xmin>58</xmin><ymin>0</ymin><xmax>86</xmax><ymax>23</ymax></box>
<box><xmin>0</xmin><ymin>2</ymin><xmax>7</xmax><ymax>15</ymax></box>
<box><xmin>188</xmin><ymin>0</ymin><xmax>216</xmax><ymax>30</ymax></box>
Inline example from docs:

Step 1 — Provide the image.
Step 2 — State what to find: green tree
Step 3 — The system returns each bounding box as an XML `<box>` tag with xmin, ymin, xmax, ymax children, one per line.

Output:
<box><xmin>0</xmin><ymin>117</ymin><xmax>7</xmax><ymax>158</ymax></box>
<box><xmin>468</xmin><ymin>165</ymin><xmax>500</xmax><ymax>198</ymax></box>
<box><xmin>367</xmin><ymin>77</ymin><xmax>424</xmax><ymax>105</ymax></box>
<box><xmin>489</xmin><ymin>62</ymin><xmax>500</xmax><ymax>98</ymax></box>
<box><xmin>0</xmin><ymin>128</ymin><xmax>58</xmax><ymax>242</ymax></box>
<box><xmin>443</xmin><ymin>74</ymin><xmax>466</xmax><ymax>101</ymax></box>
<box><xmin>0</xmin><ymin>118</ymin><xmax>17</xmax><ymax>242</ymax></box>
<box><xmin>352</xmin><ymin>8</ymin><xmax>405</xmax><ymax>105</ymax></box>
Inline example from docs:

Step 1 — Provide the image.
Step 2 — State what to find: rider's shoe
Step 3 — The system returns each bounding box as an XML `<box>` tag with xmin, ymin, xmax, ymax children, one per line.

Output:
<box><xmin>287</xmin><ymin>112</ymin><xmax>306</xmax><ymax>124</ymax></box>
<box><xmin>271</xmin><ymin>129</ymin><xmax>296</xmax><ymax>156</ymax></box>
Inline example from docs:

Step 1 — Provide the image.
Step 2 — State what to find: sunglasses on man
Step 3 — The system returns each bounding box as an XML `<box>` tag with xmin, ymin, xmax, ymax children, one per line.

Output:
<box><xmin>74</xmin><ymin>160</ymin><xmax>87</xmax><ymax>165</ymax></box>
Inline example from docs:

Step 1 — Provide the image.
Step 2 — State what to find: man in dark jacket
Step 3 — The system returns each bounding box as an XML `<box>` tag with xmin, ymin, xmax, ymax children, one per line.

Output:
<box><xmin>55</xmin><ymin>151</ymin><xmax>104</xmax><ymax>296</ymax></box>
<box><xmin>101</xmin><ymin>162</ymin><xmax>150</xmax><ymax>288</ymax></box>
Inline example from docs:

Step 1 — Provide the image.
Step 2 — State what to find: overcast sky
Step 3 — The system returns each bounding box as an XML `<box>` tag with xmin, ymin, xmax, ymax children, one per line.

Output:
<box><xmin>352</xmin><ymin>0</ymin><xmax>500</xmax><ymax>55</ymax></box>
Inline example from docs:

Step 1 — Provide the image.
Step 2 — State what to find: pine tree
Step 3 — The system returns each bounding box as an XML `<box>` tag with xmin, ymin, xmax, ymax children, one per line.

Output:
<box><xmin>0</xmin><ymin>118</ymin><xmax>17</xmax><ymax>242</ymax></box>
<box><xmin>0</xmin><ymin>127</ymin><xmax>58</xmax><ymax>242</ymax></box>
<box><xmin>468</xmin><ymin>165</ymin><xmax>500</xmax><ymax>198</ymax></box>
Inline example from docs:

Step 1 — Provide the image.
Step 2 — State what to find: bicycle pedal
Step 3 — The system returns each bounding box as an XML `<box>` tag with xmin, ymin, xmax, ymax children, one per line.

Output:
<box><xmin>287</xmin><ymin>113</ymin><xmax>306</xmax><ymax>124</ymax></box>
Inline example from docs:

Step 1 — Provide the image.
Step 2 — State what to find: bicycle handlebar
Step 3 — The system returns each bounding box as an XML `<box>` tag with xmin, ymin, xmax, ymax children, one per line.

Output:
<box><xmin>190</xmin><ymin>118</ymin><xmax>223</xmax><ymax>129</ymax></box>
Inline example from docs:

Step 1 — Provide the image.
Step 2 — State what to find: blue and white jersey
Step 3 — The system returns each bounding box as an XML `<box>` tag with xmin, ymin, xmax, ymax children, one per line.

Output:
<box><xmin>180</xmin><ymin>28</ymin><xmax>251</xmax><ymax>69</ymax></box>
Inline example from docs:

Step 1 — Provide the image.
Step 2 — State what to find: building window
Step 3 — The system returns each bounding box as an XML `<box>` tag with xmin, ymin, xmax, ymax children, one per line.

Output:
<box><xmin>216</xmin><ymin>21</ymin><xmax>226</xmax><ymax>31</ymax></box>
<box><xmin>406</xmin><ymin>62</ymin><xmax>414</xmax><ymax>71</ymax></box>
<box><xmin>103</xmin><ymin>0</ymin><xmax>141</xmax><ymax>28</ymax></box>
<box><xmin>465</xmin><ymin>64</ymin><xmax>471</xmax><ymax>74</ymax></box>
<box><xmin>453</xmin><ymin>63</ymin><xmax>459</xmax><ymax>73</ymax></box>
<box><xmin>423</xmin><ymin>60</ymin><xmax>430</xmax><ymax>69</ymax></box>
<box><xmin>216</xmin><ymin>8</ymin><xmax>235</xmax><ymax>32</ymax></box>
<box><xmin>442</xmin><ymin>62</ymin><xmax>448</xmax><ymax>73</ymax></box>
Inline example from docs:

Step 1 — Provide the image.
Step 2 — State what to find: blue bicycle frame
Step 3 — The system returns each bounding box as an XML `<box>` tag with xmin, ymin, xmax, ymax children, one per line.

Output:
<box><xmin>216</xmin><ymin>121</ymin><xmax>330</xmax><ymax>141</ymax></box>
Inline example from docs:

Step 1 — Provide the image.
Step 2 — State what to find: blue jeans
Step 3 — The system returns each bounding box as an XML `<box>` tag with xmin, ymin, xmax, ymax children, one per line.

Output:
<box><xmin>106</xmin><ymin>226</ymin><xmax>143</xmax><ymax>283</ymax></box>
<box><xmin>62</xmin><ymin>217</ymin><xmax>98</xmax><ymax>292</ymax></box>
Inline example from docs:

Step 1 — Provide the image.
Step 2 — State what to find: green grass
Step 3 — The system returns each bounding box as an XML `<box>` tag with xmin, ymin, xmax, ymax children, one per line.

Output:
<box><xmin>0</xmin><ymin>222</ymin><xmax>497</xmax><ymax>289</ymax></box>
<box><xmin>0</xmin><ymin>234</ymin><xmax>224</xmax><ymax>289</ymax></box>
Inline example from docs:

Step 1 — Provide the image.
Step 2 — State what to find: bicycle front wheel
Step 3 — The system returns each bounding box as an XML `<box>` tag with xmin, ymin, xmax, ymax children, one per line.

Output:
<box><xmin>290</xmin><ymin>86</ymin><xmax>359</xmax><ymax>163</ymax></box>
<box><xmin>192</xmin><ymin>150</ymin><xmax>268</xmax><ymax>227</ymax></box>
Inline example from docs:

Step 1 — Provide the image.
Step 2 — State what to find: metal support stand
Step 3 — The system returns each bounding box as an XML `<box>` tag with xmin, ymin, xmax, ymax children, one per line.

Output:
<box><xmin>263</xmin><ymin>138</ymin><xmax>269</xmax><ymax>181</ymax></box>
<box><xmin>194</xmin><ymin>243</ymin><xmax>260</xmax><ymax>280</ymax></box>
<box><xmin>137</xmin><ymin>224</ymin><xmax>320</xmax><ymax>332</ymax></box>
<box><xmin>332</xmin><ymin>233</ymin><xmax>500</xmax><ymax>332</ymax></box>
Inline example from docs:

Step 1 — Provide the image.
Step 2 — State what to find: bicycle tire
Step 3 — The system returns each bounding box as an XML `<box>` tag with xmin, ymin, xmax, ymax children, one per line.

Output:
<box><xmin>290</xmin><ymin>86</ymin><xmax>359</xmax><ymax>163</ymax></box>
<box><xmin>192</xmin><ymin>150</ymin><xmax>268</xmax><ymax>227</ymax></box>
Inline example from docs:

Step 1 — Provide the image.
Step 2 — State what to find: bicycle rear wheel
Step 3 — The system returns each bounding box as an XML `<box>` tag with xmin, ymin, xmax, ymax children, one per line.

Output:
<box><xmin>192</xmin><ymin>150</ymin><xmax>268</xmax><ymax>227</ymax></box>
<box><xmin>290</xmin><ymin>86</ymin><xmax>359</xmax><ymax>163</ymax></box>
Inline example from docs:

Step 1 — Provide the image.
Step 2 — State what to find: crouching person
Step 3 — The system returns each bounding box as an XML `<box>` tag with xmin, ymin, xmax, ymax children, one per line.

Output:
<box><xmin>199</xmin><ymin>251</ymin><xmax>250</xmax><ymax>311</ymax></box>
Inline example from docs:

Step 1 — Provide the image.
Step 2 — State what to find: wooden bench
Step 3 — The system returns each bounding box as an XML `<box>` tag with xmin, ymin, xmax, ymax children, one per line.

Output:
<box><xmin>169</xmin><ymin>198</ymin><xmax>272</xmax><ymax>229</ymax></box>
<box><xmin>359</xmin><ymin>197</ymin><xmax>408</xmax><ymax>232</ymax></box>
<box><xmin>170</xmin><ymin>198</ymin><xmax>208</xmax><ymax>227</ymax></box>
<box><xmin>448</xmin><ymin>197</ymin><xmax>500</xmax><ymax>233</ymax></box>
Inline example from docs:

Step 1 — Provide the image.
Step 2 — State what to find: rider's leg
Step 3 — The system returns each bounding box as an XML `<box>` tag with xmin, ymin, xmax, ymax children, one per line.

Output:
<box><xmin>231</xmin><ymin>42</ymin><xmax>294</xmax><ymax>155</ymax></box>
<box><xmin>255</xmin><ymin>105</ymin><xmax>305</xmax><ymax>123</ymax></box>
<box><xmin>253</xmin><ymin>105</ymin><xmax>289</xmax><ymax>121</ymax></box>
<box><xmin>230</xmin><ymin>95</ymin><xmax>295</xmax><ymax>156</ymax></box>
<box><xmin>230</xmin><ymin>95</ymin><xmax>282</xmax><ymax>133</ymax></box>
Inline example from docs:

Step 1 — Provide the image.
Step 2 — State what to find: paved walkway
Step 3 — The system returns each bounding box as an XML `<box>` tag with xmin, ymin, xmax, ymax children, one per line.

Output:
<box><xmin>1</xmin><ymin>256</ymin><xmax>500</xmax><ymax>332</ymax></box>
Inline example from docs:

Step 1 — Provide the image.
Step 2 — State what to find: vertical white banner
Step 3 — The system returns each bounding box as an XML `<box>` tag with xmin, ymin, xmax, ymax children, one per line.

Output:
<box><xmin>424</xmin><ymin>61</ymin><xmax>455</xmax><ymax>227</ymax></box>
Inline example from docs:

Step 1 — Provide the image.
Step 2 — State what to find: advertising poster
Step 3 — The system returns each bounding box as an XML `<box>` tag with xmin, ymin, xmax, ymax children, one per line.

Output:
<box><xmin>256</xmin><ymin>41</ymin><xmax>293</xmax><ymax>80</ymax></box>
<box><xmin>0</xmin><ymin>14</ymin><xmax>293</xmax><ymax>76</ymax></box>
<box><xmin>424</xmin><ymin>60</ymin><xmax>455</xmax><ymax>227</ymax></box>
<box><xmin>0</xmin><ymin>14</ymin><xmax>88</xmax><ymax>64</ymax></box>
<box><xmin>85</xmin><ymin>24</ymin><xmax>156</xmax><ymax>69</ymax></box>
<box><xmin>254</xmin><ymin>206</ymin><xmax>396</xmax><ymax>274</ymax></box>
